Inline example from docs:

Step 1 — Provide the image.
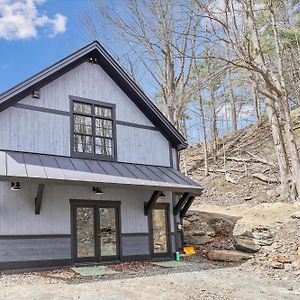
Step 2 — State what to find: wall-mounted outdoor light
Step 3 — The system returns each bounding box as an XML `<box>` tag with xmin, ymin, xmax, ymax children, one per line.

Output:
<box><xmin>93</xmin><ymin>187</ymin><xmax>103</xmax><ymax>195</ymax></box>
<box><xmin>32</xmin><ymin>89</ymin><xmax>40</xmax><ymax>99</ymax></box>
<box><xmin>11</xmin><ymin>182</ymin><xmax>21</xmax><ymax>191</ymax></box>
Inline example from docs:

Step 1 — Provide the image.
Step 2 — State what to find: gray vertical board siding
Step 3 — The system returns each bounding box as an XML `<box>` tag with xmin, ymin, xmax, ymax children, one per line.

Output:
<box><xmin>116</xmin><ymin>125</ymin><xmax>170</xmax><ymax>167</ymax></box>
<box><xmin>0</xmin><ymin>181</ymin><xmax>175</xmax><ymax>235</ymax></box>
<box><xmin>20</xmin><ymin>62</ymin><xmax>154</xmax><ymax>127</ymax></box>
<box><xmin>121</xmin><ymin>234</ymin><xmax>150</xmax><ymax>256</ymax></box>
<box><xmin>0</xmin><ymin>237</ymin><xmax>71</xmax><ymax>262</ymax></box>
<box><xmin>0</xmin><ymin>107</ymin><xmax>70</xmax><ymax>156</ymax></box>
<box><xmin>0</xmin><ymin>62</ymin><xmax>172</xmax><ymax>166</ymax></box>
<box><xmin>0</xmin><ymin>182</ymin><xmax>70</xmax><ymax>235</ymax></box>
<box><xmin>0</xmin><ymin>151</ymin><xmax>6</xmax><ymax>175</ymax></box>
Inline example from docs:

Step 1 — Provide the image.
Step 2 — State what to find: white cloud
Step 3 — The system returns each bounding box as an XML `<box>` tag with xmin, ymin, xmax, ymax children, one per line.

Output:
<box><xmin>0</xmin><ymin>0</ymin><xmax>67</xmax><ymax>40</ymax></box>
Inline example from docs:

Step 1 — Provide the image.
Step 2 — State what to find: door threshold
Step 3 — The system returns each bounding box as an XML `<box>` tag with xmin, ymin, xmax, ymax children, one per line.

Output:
<box><xmin>75</xmin><ymin>260</ymin><xmax>120</xmax><ymax>267</ymax></box>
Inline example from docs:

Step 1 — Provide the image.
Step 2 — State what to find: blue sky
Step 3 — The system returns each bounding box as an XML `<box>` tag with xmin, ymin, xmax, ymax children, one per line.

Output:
<box><xmin>0</xmin><ymin>0</ymin><xmax>255</xmax><ymax>144</ymax></box>
<box><xmin>0</xmin><ymin>0</ymin><xmax>95</xmax><ymax>93</ymax></box>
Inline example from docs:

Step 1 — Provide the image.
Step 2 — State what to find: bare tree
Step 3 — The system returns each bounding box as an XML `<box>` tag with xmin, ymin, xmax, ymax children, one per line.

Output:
<box><xmin>193</xmin><ymin>0</ymin><xmax>300</xmax><ymax>199</ymax></box>
<box><xmin>81</xmin><ymin>0</ymin><xmax>200</xmax><ymax>133</ymax></box>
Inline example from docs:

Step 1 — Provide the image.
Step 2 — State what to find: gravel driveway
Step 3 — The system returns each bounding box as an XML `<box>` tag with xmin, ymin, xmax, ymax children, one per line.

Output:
<box><xmin>1</xmin><ymin>264</ymin><xmax>299</xmax><ymax>300</ymax></box>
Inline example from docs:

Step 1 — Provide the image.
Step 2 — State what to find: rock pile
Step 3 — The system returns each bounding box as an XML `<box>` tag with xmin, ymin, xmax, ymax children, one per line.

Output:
<box><xmin>184</xmin><ymin>209</ymin><xmax>300</xmax><ymax>280</ymax></box>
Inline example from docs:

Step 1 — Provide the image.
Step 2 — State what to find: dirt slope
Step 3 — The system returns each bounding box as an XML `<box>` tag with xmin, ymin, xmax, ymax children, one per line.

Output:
<box><xmin>181</xmin><ymin>109</ymin><xmax>300</xmax><ymax>206</ymax></box>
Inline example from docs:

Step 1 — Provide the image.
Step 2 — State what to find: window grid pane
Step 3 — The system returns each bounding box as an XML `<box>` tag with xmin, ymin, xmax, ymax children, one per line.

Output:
<box><xmin>95</xmin><ymin>137</ymin><xmax>113</xmax><ymax>156</ymax></box>
<box><xmin>73</xmin><ymin>101</ymin><xmax>114</xmax><ymax>157</ymax></box>
<box><xmin>95</xmin><ymin>106</ymin><xmax>112</xmax><ymax>118</ymax></box>
<box><xmin>95</xmin><ymin>118</ymin><xmax>113</xmax><ymax>138</ymax></box>
<box><xmin>74</xmin><ymin>102</ymin><xmax>92</xmax><ymax>114</ymax></box>
<box><xmin>74</xmin><ymin>115</ymin><xmax>93</xmax><ymax>135</ymax></box>
<box><xmin>74</xmin><ymin>134</ymin><xmax>93</xmax><ymax>153</ymax></box>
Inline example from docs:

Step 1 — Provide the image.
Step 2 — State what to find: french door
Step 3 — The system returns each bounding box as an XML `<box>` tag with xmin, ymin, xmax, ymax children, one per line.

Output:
<box><xmin>71</xmin><ymin>201</ymin><xmax>120</xmax><ymax>263</ymax></box>
<box><xmin>149</xmin><ymin>203</ymin><xmax>171</xmax><ymax>258</ymax></box>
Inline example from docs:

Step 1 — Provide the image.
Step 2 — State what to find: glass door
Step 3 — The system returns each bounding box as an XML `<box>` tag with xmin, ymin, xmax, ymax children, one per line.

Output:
<box><xmin>149</xmin><ymin>204</ymin><xmax>171</xmax><ymax>258</ymax></box>
<box><xmin>72</xmin><ymin>201</ymin><xmax>120</xmax><ymax>263</ymax></box>
<box><xmin>75</xmin><ymin>206</ymin><xmax>96</xmax><ymax>262</ymax></box>
<box><xmin>98</xmin><ymin>207</ymin><xmax>119</xmax><ymax>260</ymax></box>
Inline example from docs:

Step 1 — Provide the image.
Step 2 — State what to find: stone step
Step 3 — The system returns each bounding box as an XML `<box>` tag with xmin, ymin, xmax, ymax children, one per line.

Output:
<box><xmin>207</xmin><ymin>250</ymin><xmax>254</xmax><ymax>262</ymax></box>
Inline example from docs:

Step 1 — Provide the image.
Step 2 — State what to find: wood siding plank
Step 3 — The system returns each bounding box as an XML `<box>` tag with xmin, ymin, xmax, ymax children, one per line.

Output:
<box><xmin>0</xmin><ymin>152</ymin><xmax>6</xmax><ymax>175</ymax></box>
<box><xmin>122</xmin><ymin>235</ymin><xmax>150</xmax><ymax>256</ymax></box>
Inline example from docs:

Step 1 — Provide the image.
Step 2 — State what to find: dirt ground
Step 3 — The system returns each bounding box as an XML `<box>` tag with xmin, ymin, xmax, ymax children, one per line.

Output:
<box><xmin>1</xmin><ymin>263</ymin><xmax>300</xmax><ymax>300</ymax></box>
<box><xmin>192</xmin><ymin>202</ymin><xmax>300</xmax><ymax>235</ymax></box>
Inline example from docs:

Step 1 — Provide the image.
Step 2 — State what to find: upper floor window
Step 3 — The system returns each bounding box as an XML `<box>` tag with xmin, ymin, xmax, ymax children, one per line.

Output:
<box><xmin>72</xmin><ymin>99</ymin><xmax>116</xmax><ymax>159</ymax></box>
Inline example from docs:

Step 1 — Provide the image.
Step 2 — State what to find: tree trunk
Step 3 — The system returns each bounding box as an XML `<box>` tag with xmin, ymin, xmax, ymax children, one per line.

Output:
<box><xmin>265</xmin><ymin>96</ymin><xmax>290</xmax><ymax>198</ymax></box>
<box><xmin>269</xmin><ymin>2</ymin><xmax>300</xmax><ymax>199</ymax></box>
<box><xmin>199</xmin><ymin>92</ymin><xmax>209</xmax><ymax>176</ymax></box>
<box><xmin>210</xmin><ymin>89</ymin><xmax>218</xmax><ymax>161</ymax></box>
<box><xmin>227</xmin><ymin>68</ymin><xmax>238</xmax><ymax>132</ymax></box>
<box><xmin>251</xmin><ymin>73</ymin><xmax>262</xmax><ymax>125</ymax></box>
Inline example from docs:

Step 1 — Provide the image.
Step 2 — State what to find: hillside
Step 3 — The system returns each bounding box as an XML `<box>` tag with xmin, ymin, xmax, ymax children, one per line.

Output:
<box><xmin>180</xmin><ymin>110</ymin><xmax>300</xmax><ymax>280</ymax></box>
<box><xmin>181</xmin><ymin>109</ymin><xmax>300</xmax><ymax>207</ymax></box>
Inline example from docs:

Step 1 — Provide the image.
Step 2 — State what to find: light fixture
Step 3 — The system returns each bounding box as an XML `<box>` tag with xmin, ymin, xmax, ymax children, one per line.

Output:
<box><xmin>32</xmin><ymin>89</ymin><xmax>40</xmax><ymax>99</ymax></box>
<box><xmin>160</xmin><ymin>192</ymin><xmax>166</xmax><ymax>198</ymax></box>
<box><xmin>11</xmin><ymin>182</ymin><xmax>21</xmax><ymax>191</ymax></box>
<box><xmin>93</xmin><ymin>187</ymin><xmax>103</xmax><ymax>194</ymax></box>
<box><xmin>89</xmin><ymin>57</ymin><xmax>98</xmax><ymax>64</ymax></box>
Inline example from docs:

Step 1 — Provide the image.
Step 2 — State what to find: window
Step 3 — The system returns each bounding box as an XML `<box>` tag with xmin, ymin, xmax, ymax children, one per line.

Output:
<box><xmin>72</xmin><ymin>99</ymin><xmax>115</xmax><ymax>159</ymax></box>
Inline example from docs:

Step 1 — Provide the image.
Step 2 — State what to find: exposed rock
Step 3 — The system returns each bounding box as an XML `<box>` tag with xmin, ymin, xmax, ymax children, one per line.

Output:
<box><xmin>182</xmin><ymin>219</ymin><xmax>191</xmax><ymax>227</ymax></box>
<box><xmin>187</xmin><ymin>235</ymin><xmax>212</xmax><ymax>246</ymax></box>
<box><xmin>187</xmin><ymin>215</ymin><xmax>200</xmax><ymax>222</ymax></box>
<box><xmin>207</xmin><ymin>250</ymin><xmax>253</xmax><ymax>262</ymax></box>
<box><xmin>193</xmin><ymin>230</ymin><xmax>206</xmax><ymax>236</ymax></box>
<box><xmin>270</xmin><ymin>261</ymin><xmax>285</xmax><ymax>269</ymax></box>
<box><xmin>208</xmin><ymin>218</ymin><xmax>235</xmax><ymax>236</ymax></box>
<box><xmin>276</xmin><ymin>256</ymin><xmax>291</xmax><ymax>264</ymax></box>
<box><xmin>255</xmin><ymin>239</ymin><xmax>274</xmax><ymax>246</ymax></box>
<box><xmin>234</xmin><ymin>237</ymin><xmax>261</xmax><ymax>253</ymax></box>
<box><xmin>252</xmin><ymin>227</ymin><xmax>273</xmax><ymax>240</ymax></box>
<box><xmin>290</xmin><ymin>212</ymin><xmax>300</xmax><ymax>219</ymax></box>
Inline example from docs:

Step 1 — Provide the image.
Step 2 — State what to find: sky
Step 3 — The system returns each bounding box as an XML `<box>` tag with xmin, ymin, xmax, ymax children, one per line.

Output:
<box><xmin>0</xmin><ymin>0</ymin><xmax>255</xmax><ymax>144</ymax></box>
<box><xmin>0</xmin><ymin>0</ymin><xmax>95</xmax><ymax>93</ymax></box>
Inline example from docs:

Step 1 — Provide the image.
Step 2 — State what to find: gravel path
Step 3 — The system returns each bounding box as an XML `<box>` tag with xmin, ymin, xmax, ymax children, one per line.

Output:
<box><xmin>0</xmin><ymin>261</ymin><xmax>299</xmax><ymax>300</ymax></box>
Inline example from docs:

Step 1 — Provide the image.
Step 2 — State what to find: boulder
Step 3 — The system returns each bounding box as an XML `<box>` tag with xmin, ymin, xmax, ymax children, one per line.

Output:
<box><xmin>234</xmin><ymin>237</ymin><xmax>261</xmax><ymax>253</ymax></box>
<box><xmin>182</xmin><ymin>219</ymin><xmax>191</xmax><ymax>227</ymax></box>
<box><xmin>252</xmin><ymin>227</ymin><xmax>273</xmax><ymax>240</ymax></box>
<box><xmin>187</xmin><ymin>235</ymin><xmax>213</xmax><ymax>246</ymax></box>
<box><xmin>207</xmin><ymin>250</ymin><xmax>253</xmax><ymax>262</ymax></box>
<box><xmin>193</xmin><ymin>230</ymin><xmax>206</xmax><ymax>236</ymax></box>
<box><xmin>290</xmin><ymin>212</ymin><xmax>300</xmax><ymax>219</ymax></box>
<box><xmin>208</xmin><ymin>217</ymin><xmax>235</xmax><ymax>236</ymax></box>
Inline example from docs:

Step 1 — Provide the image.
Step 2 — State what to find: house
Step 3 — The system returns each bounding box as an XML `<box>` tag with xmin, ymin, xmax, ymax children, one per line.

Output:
<box><xmin>0</xmin><ymin>41</ymin><xmax>202</xmax><ymax>271</ymax></box>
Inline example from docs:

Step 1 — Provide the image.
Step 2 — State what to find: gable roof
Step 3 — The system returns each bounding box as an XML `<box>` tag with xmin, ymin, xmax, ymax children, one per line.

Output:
<box><xmin>0</xmin><ymin>41</ymin><xmax>187</xmax><ymax>150</ymax></box>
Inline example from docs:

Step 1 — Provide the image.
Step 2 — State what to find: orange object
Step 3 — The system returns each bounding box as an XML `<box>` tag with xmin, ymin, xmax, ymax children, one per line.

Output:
<box><xmin>183</xmin><ymin>245</ymin><xmax>196</xmax><ymax>255</ymax></box>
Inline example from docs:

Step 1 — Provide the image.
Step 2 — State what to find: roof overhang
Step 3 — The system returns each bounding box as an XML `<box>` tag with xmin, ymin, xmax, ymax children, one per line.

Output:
<box><xmin>0</xmin><ymin>151</ymin><xmax>203</xmax><ymax>195</ymax></box>
<box><xmin>0</xmin><ymin>41</ymin><xmax>188</xmax><ymax>150</ymax></box>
